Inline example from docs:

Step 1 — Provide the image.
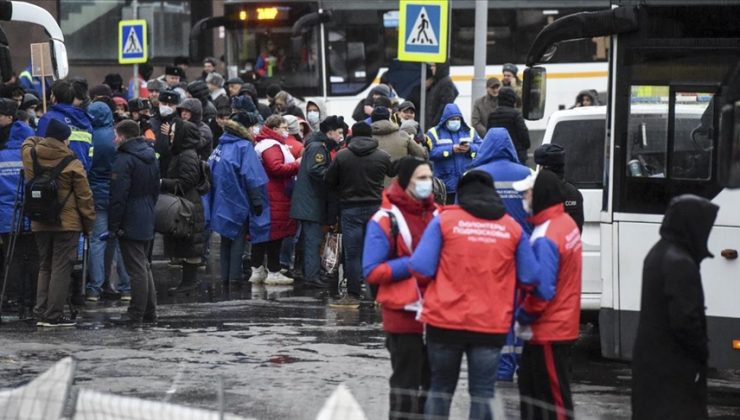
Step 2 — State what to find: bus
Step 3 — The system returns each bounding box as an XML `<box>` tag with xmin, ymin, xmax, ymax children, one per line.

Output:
<box><xmin>521</xmin><ymin>0</ymin><xmax>740</xmax><ymax>369</ymax></box>
<box><xmin>190</xmin><ymin>0</ymin><xmax>611</xmax><ymax>142</ymax></box>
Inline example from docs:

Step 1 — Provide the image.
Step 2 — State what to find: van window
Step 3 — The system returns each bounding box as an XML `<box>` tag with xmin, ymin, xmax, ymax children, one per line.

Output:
<box><xmin>551</xmin><ymin>119</ymin><xmax>606</xmax><ymax>188</ymax></box>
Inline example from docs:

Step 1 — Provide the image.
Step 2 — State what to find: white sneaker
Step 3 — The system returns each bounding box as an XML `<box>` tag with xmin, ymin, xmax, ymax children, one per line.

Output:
<box><xmin>264</xmin><ymin>270</ymin><xmax>294</xmax><ymax>285</ymax></box>
<box><xmin>248</xmin><ymin>266</ymin><xmax>268</xmax><ymax>284</ymax></box>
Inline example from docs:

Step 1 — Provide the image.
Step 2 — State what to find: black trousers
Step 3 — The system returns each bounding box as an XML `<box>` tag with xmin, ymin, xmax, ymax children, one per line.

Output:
<box><xmin>519</xmin><ymin>341</ymin><xmax>574</xmax><ymax>420</ymax></box>
<box><xmin>0</xmin><ymin>233</ymin><xmax>38</xmax><ymax>311</ymax></box>
<box><xmin>386</xmin><ymin>333</ymin><xmax>430</xmax><ymax>420</ymax></box>
<box><xmin>119</xmin><ymin>239</ymin><xmax>157</xmax><ymax>320</ymax></box>
<box><xmin>251</xmin><ymin>239</ymin><xmax>282</xmax><ymax>272</ymax></box>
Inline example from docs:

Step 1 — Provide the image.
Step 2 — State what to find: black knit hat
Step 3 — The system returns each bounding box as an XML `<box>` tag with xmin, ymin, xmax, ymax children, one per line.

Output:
<box><xmin>266</xmin><ymin>83</ymin><xmax>282</xmax><ymax>98</ymax></box>
<box><xmin>46</xmin><ymin>118</ymin><xmax>71</xmax><ymax>142</ymax></box>
<box><xmin>186</xmin><ymin>80</ymin><xmax>209</xmax><ymax>101</ymax></box>
<box><xmin>498</xmin><ymin>87</ymin><xmax>517</xmax><ymax>107</ymax></box>
<box><xmin>231</xmin><ymin>111</ymin><xmax>260</xmax><ymax>129</ymax></box>
<box><xmin>532</xmin><ymin>169</ymin><xmax>565</xmax><ymax>215</ymax></box>
<box><xmin>0</xmin><ymin>98</ymin><xmax>17</xmax><ymax>116</ymax></box>
<box><xmin>396</xmin><ymin>156</ymin><xmax>429</xmax><ymax>189</ymax></box>
<box><xmin>351</xmin><ymin>122</ymin><xmax>372</xmax><ymax>138</ymax></box>
<box><xmin>371</xmin><ymin>106</ymin><xmax>391</xmax><ymax>122</ymax></box>
<box><xmin>534</xmin><ymin>143</ymin><xmax>566</xmax><ymax>167</ymax></box>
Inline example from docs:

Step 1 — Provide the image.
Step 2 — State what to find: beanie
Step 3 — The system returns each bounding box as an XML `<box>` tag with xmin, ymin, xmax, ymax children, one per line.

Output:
<box><xmin>146</xmin><ymin>79</ymin><xmax>166</xmax><ymax>92</ymax></box>
<box><xmin>498</xmin><ymin>87</ymin><xmax>517</xmax><ymax>107</ymax></box>
<box><xmin>89</xmin><ymin>84</ymin><xmax>112</xmax><ymax>98</ymax></box>
<box><xmin>396</xmin><ymin>156</ymin><xmax>428</xmax><ymax>189</ymax></box>
<box><xmin>266</xmin><ymin>83</ymin><xmax>282</xmax><ymax>98</ymax></box>
<box><xmin>370</xmin><ymin>84</ymin><xmax>391</xmax><ymax>97</ymax></box>
<box><xmin>457</xmin><ymin>170</ymin><xmax>506</xmax><ymax>220</ymax></box>
<box><xmin>502</xmin><ymin>63</ymin><xmax>519</xmax><ymax>75</ymax></box>
<box><xmin>231</xmin><ymin>111</ymin><xmax>260</xmax><ymax>129</ymax></box>
<box><xmin>205</xmin><ymin>72</ymin><xmax>224</xmax><ymax>88</ymax></box>
<box><xmin>534</xmin><ymin>143</ymin><xmax>566</xmax><ymax>167</ymax></box>
<box><xmin>351</xmin><ymin>122</ymin><xmax>372</xmax><ymax>138</ymax></box>
<box><xmin>46</xmin><ymin>119</ymin><xmax>72</xmax><ymax>142</ymax></box>
<box><xmin>284</xmin><ymin>115</ymin><xmax>301</xmax><ymax>135</ymax></box>
<box><xmin>231</xmin><ymin>95</ymin><xmax>257</xmax><ymax>113</ymax></box>
<box><xmin>319</xmin><ymin>115</ymin><xmax>344</xmax><ymax>133</ymax></box>
<box><xmin>0</xmin><ymin>98</ymin><xmax>18</xmax><ymax>116</ymax></box>
<box><xmin>532</xmin><ymin>169</ymin><xmax>565</xmax><ymax>215</ymax></box>
<box><xmin>371</xmin><ymin>106</ymin><xmax>391</xmax><ymax>122</ymax></box>
<box><xmin>186</xmin><ymin>81</ymin><xmax>209</xmax><ymax>101</ymax></box>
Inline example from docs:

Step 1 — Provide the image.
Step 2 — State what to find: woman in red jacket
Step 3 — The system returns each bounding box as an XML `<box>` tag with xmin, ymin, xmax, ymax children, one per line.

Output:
<box><xmin>250</xmin><ymin>115</ymin><xmax>301</xmax><ymax>285</ymax></box>
<box><xmin>363</xmin><ymin>156</ymin><xmax>438</xmax><ymax>419</ymax></box>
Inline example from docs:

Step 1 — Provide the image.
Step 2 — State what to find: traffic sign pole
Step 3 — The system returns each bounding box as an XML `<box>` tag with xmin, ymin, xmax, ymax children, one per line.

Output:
<box><xmin>471</xmin><ymin>0</ymin><xmax>487</xmax><ymax>114</ymax></box>
<box><xmin>420</xmin><ymin>64</ymin><xmax>426</xmax><ymax>133</ymax></box>
<box><xmin>132</xmin><ymin>0</ymin><xmax>139</xmax><ymax>99</ymax></box>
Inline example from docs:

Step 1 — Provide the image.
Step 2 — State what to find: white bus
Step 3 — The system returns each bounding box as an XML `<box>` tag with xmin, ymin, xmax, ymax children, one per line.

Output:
<box><xmin>191</xmin><ymin>0</ymin><xmax>610</xmax><ymax>141</ymax></box>
<box><xmin>521</xmin><ymin>0</ymin><xmax>740</xmax><ymax>369</ymax></box>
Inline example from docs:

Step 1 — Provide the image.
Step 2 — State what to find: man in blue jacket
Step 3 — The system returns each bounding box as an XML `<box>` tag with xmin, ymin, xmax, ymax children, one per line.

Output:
<box><xmin>36</xmin><ymin>79</ymin><xmax>94</xmax><ymax>171</ymax></box>
<box><xmin>86</xmin><ymin>102</ymin><xmax>130</xmax><ymax>302</ymax></box>
<box><xmin>108</xmin><ymin>120</ymin><xmax>160</xmax><ymax>325</ymax></box>
<box><xmin>425</xmin><ymin>103</ymin><xmax>481</xmax><ymax>204</ymax></box>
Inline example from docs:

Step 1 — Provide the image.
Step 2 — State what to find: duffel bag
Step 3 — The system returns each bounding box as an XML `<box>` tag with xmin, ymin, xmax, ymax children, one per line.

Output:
<box><xmin>154</xmin><ymin>193</ymin><xmax>195</xmax><ymax>238</ymax></box>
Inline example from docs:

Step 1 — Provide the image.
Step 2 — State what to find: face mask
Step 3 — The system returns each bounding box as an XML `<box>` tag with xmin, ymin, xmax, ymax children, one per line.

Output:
<box><xmin>522</xmin><ymin>199</ymin><xmax>532</xmax><ymax>215</ymax></box>
<box><xmin>338</xmin><ymin>136</ymin><xmax>345</xmax><ymax>143</ymax></box>
<box><xmin>446</xmin><ymin>120</ymin><xmax>461</xmax><ymax>132</ymax></box>
<box><xmin>307</xmin><ymin>111</ymin><xmax>320</xmax><ymax>124</ymax></box>
<box><xmin>252</xmin><ymin>126</ymin><xmax>261</xmax><ymax>136</ymax></box>
<box><xmin>281</xmin><ymin>130</ymin><xmax>289</xmax><ymax>139</ymax></box>
<box><xmin>159</xmin><ymin>105</ymin><xmax>174</xmax><ymax>117</ymax></box>
<box><xmin>412</xmin><ymin>179</ymin><xmax>433</xmax><ymax>199</ymax></box>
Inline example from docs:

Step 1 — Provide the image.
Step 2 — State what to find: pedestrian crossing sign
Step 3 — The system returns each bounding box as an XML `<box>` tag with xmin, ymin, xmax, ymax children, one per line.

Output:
<box><xmin>398</xmin><ymin>0</ymin><xmax>448</xmax><ymax>63</ymax></box>
<box><xmin>118</xmin><ymin>20</ymin><xmax>148</xmax><ymax>64</ymax></box>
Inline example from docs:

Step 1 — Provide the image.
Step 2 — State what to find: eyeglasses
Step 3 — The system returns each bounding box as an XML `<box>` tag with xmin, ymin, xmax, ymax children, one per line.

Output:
<box><xmin>278</xmin><ymin>125</ymin><xmax>288</xmax><ymax>130</ymax></box>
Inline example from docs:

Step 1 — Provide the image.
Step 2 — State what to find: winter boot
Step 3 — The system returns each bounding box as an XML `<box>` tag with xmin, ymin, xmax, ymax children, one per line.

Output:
<box><xmin>168</xmin><ymin>263</ymin><xmax>200</xmax><ymax>295</ymax></box>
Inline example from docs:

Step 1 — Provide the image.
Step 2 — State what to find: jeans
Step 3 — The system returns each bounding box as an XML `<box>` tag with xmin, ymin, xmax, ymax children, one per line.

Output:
<box><xmin>280</xmin><ymin>224</ymin><xmax>301</xmax><ymax>268</ymax></box>
<box><xmin>119</xmin><ymin>239</ymin><xmax>156</xmax><ymax>321</ymax></box>
<box><xmin>425</xmin><ymin>340</ymin><xmax>501</xmax><ymax>420</ymax></box>
<box><xmin>301</xmin><ymin>221</ymin><xmax>322</xmax><ymax>282</ymax></box>
<box><xmin>35</xmin><ymin>231</ymin><xmax>80</xmax><ymax>321</ymax></box>
<box><xmin>88</xmin><ymin>209</ymin><xmax>130</xmax><ymax>295</ymax></box>
<box><xmin>340</xmin><ymin>205</ymin><xmax>378</xmax><ymax>296</ymax></box>
<box><xmin>220</xmin><ymin>227</ymin><xmax>247</xmax><ymax>284</ymax></box>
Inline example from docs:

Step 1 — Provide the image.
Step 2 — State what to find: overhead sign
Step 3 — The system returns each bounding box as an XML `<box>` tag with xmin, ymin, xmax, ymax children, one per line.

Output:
<box><xmin>397</xmin><ymin>0</ymin><xmax>448</xmax><ymax>63</ymax></box>
<box><xmin>118</xmin><ymin>19</ymin><xmax>148</xmax><ymax>64</ymax></box>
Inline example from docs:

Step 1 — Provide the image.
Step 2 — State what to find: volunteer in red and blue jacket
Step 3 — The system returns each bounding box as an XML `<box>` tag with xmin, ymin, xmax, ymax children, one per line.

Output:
<box><xmin>513</xmin><ymin>170</ymin><xmax>582</xmax><ymax>420</ymax></box>
<box><xmin>208</xmin><ymin>112</ymin><xmax>268</xmax><ymax>287</ymax></box>
<box><xmin>425</xmin><ymin>103</ymin><xmax>481</xmax><ymax>204</ymax></box>
<box><xmin>468</xmin><ymin>126</ymin><xmax>534</xmax><ymax>381</ymax></box>
<box><xmin>409</xmin><ymin>170</ymin><xmax>540</xmax><ymax>420</ymax></box>
<box><xmin>36</xmin><ymin>79</ymin><xmax>94</xmax><ymax>171</ymax></box>
<box><xmin>363</xmin><ymin>156</ymin><xmax>437</xmax><ymax>418</ymax></box>
<box><xmin>0</xmin><ymin>105</ymin><xmax>37</xmax><ymax>312</ymax></box>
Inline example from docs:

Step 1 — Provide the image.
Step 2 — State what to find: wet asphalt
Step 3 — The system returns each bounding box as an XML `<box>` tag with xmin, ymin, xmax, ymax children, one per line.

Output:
<box><xmin>1</xmin><ymin>251</ymin><xmax>739</xmax><ymax>419</ymax></box>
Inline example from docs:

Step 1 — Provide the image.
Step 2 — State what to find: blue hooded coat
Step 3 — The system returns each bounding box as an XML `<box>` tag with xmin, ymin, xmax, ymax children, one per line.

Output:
<box><xmin>36</xmin><ymin>103</ymin><xmax>94</xmax><ymax>171</ymax></box>
<box><xmin>425</xmin><ymin>103</ymin><xmax>481</xmax><ymax>194</ymax></box>
<box><xmin>87</xmin><ymin>102</ymin><xmax>116</xmax><ymax>210</ymax></box>
<box><xmin>208</xmin><ymin>130</ymin><xmax>269</xmax><ymax>241</ymax></box>
<box><xmin>468</xmin><ymin>127</ymin><xmax>532</xmax><ymax>234</ymax></box>
<box><xmin>0</xmin><ymin>121</ymin><xmax>34</xmax><ymax>233</ymax></box>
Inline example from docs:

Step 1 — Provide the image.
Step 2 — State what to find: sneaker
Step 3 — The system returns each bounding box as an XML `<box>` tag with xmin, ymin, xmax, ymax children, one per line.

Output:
<box><xmin>248</xmin><ymin>266</ymin><xmax>268</xmax><ymax>284</ymax></box>
<box><xmin>329</xmin><ymin>295</ymin><xmax>361</xmax><ymax>309</ymax></box>
<box><xmin>264</xmin><ymin>271</ymin><xmax>294</xmax><ymax>285</ymax></box>
<box><xmin>120</xmin><ymin>292</ymin><xmax>132</xmax><ymax>302</ymax></box>
<box><xmin>280</xmin><ymin>266</ymin><xmax>294</xmax><ymax>279</ymax></box>
<box><xmin>85</xmin><ymin>292</ymin><xmax>100</xmax><ymax>302</ymax></box>
<box><xmin>38</xmin><ymin>317</ymin><xmax>76</xmax><ymax>327</ymax></box>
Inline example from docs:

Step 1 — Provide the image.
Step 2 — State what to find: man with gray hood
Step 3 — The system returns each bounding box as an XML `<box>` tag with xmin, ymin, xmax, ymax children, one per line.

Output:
<box><xmin>177</xmin><ymin>98</ymin><xmax>213</xmax><ymax>160</ymax></box>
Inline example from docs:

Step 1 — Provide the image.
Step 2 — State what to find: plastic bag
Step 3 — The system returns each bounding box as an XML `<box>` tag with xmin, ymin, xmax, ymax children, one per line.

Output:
<box><xmin>320</xmin><ymin>232</ymin><xmax>342</xmax><ymax>276</ymax></box>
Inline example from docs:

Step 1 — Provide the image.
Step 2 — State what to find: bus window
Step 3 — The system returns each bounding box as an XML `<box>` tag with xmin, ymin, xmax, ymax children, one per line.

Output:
<box><xmin>672</xmin><ymin>92</ymin><xmax>714</xmax><ymax>180</ymax></box>
<box><xmin>627</xmin><ymin>86</ymin><xmax>669</xmax><ymax>178</ymax></box>
<box><xmin>551</xmin><ymin>119</ymin><xmax>606</xmax><ymax>188</ymax></box>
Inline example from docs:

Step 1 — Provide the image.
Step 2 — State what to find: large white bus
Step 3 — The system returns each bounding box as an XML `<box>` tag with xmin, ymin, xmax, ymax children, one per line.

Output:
<box><xmin>191</xmin><ymin>0</ymin><xmax>610</xmax><ymax>141</ymax></box>
<box><xmin>521</xmin><ymin>0</ymin><xmax>740</xmax><ymax>369</ymax></box>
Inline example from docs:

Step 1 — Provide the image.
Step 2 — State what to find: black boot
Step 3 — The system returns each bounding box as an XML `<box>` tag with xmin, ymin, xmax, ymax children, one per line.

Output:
<box><xmin>168</xmin><ymin>263</ymin><xmax>200</xmax><ymax>295</ymax></box>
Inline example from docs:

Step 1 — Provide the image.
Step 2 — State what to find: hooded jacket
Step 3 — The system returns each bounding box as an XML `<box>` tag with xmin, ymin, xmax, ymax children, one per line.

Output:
<box><xmin>36</xmin><ymin>103</ymin><xmax>94</xmax><ymax>171</ymax></box>
<box><xmin>306</xmin><ymin>99</ymin><xmax>327</xmax><ymax>132</ymax></box>
<box><xmin>290</xmin><ymin>131</ymin><xmax>335</xmax><ymax>224</ymax></box>
<box><xmin>486</xmin><ymin>89</ymin><xmax>530</xmax><ymax>164</ymax></box>
<box><xmin>471</xmin><ymin>92</ymin><xmax>499</xmax><ymax>137</ymax></box>
<box><xmin>632</xmin><ymin>195</ymin><xmax>718</xmax><ymax>420</ymax></box>
<box><xmin>108</xmin><ymin>137</ymin><xmax>160</xmax><ymax>241</ymax></box>
<box><xmin>572</xmin><ymin>89</ymin><xmax>600</xmax><ymax>108</ymax></box>
<box><xmin>410</xmin><ymin>171</ymin><xmax>539</xmax><ymax>341</ymax></box>
<box><xmin>426</xmin><ymin>103</ymin><xmax>482</xmax><ymax>194</ymax></box>
<box><xmin>324</xmin><ymin>135</ymin><xmax>391</xmax><ymax>208</ymax></box>
<box><xmin>208</xmin><ymin>125</ymin><xmax>268</xmax><ymax>241</ymax></box>
<box><xmin>371</xmin><ymin>119</ymin><xmax>426</xmax><ymax>186</ymax></box>
<box><xmin>87</xmin><ymin>102</ymin><xmax>116</xmax><ymax>210</ymax></box>
<box><xmin>0</xmin><ymin>121</ymin><xmax>34</xmax><ymax>233</ymax></box>
<box><xmin>516</xmin><ymin>170</ymin><xmax>582</xmax><ymax>342</ymax></box>
<box><xmin>468</xmin><ymin>128</ymin><xmax>532</xmax><ymax>234</ymax></box>
<box><xmin>425</xmin><ymin>63</ymin><xmax>458</xmax><ymax>129</ymax></box>
<box><xmin>21</xmin><ymin>136</ymin><xmax>95</xmax><ymax>234</ymax></box>
<box><xmin>178</xmin><ymin>98</ymin><xmax>213</xmax><ymax>160</ymax></box>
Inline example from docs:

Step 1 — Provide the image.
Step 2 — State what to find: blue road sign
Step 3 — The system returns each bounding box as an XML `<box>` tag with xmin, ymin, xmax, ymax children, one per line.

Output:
<box><xmin>398</xmin><ymin>0</ymin><xmax>448</xmax><ymax>63</ymax></box>
<box><xmin>118</xmin><ymin>20</ymin><xmax>148</xmax><ymax>64</ymax></box>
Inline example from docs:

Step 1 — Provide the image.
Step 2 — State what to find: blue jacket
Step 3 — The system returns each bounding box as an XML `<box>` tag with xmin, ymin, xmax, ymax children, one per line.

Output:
<box><xmin>18</xmin><ymin>65</ymin><xmax>50</xmax><ymax>98</ymax></box>
<box><xmin>108</xmin><ymin>137</ymin><xmax>160</xmax><ymax>241</ymax></box>
<box><xmin>426</xmin><ymin>103</ymin><xmax>481</xmax><ymax>193</ymax></box>
<box><xmin>468</xmin><ymin>128</ymin><xmax>533</xmax><ymax>234</ymax></box>
<box><xmin>36</xmin><ymin>103</ymin><xmax>94</xmax><ymax>172</ymax></box>
<box><xmin>0</xmin><ymin>121</ymin><xmax>34</xmax><ymax>233</ymax></box>
<box><xmin>87</xmin><ymin>102</ymin><xmax>116</xmax><ymax>210</ymax></box>
<box><xmin>207</xmin><ymin>131</ymin><xmax>269</xmax><ymax>241</ymax></box>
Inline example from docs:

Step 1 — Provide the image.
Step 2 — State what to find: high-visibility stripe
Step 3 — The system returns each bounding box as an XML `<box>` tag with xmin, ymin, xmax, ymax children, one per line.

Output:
<box><xmin>88</xmin><ymin>147</ymin><xmax>94</xmax><ymax>157</ymax></box>
<box><xmin>0</xmin><ymin>161</ymin><xmax>23</xmax><ymax>168</ymax></box>
<box><xmin>69</xmin><ymin>130</ymin><xmax>92</xmax><ymax>144</ymax></box>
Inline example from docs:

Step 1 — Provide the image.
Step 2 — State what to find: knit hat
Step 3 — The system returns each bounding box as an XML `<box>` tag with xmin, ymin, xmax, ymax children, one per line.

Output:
<box><xmin>371</xmin><ymin>106</ymin><xmax>391</xmax><ymax>122</ymax></box>
<box><xmin>266</xmin><ymin>83</ymin><xmax>282</xmax><ymax>98</ymax></box>
<box><xmin>231</xmin><ymin>111</ymin><xmax>260</xmax><ymax>129</ymax></box>
<box><xmin>20</xmin><ymin>94</ymin><xmax>39</xmax><ymax>110</ymax></box>
<box><xmin>502</xmin><ymin>63</ymin><xmax>518</xmax><ymax>75</ymax></box>
<box><xmin>398</xmin><ymin>101</ymin><xmax>415</xmax><ymax>112</ymax></box>
<box><xmin>396</xmin><ymin>156</ymin><xmax>429</xmax><ymax>189</ymax></box>
<box><xmin>89</xmin><ymin>84</ymin><xmax>112</xmax><ymax>98</ymax></box>
<box><xmin>225</xmin><ymin>77</ymin><xmax>244</xmax><ymax>86</ymax></box>
<box><xmin>159</xmin><ymin>90</ymin><xmax>181</xmax><ymax>105</ymax></box>
<box><xmin>531</xmin><ymin>169</ymin><xmax>565</xmax><ymax>215</ymax></box>
<box><xmin>146</xmin><ymin>79</ymin><xmax>166</xmax><ymax>92</ymax></box>
<box><xmin>534</xmin><ymin>143</ymin><xmax>566</xmax><ymax>168</ymax></box>
<box><xmin>284</xmin><ymin>115</ymin><xmax>301</xmax><ymax>135</ymax></box>
<box><xmin>486</xmin><ymin>77</ymin><xmax>501</xmax><ymax>88</ymax></box>
<box><xmin>400</xmin><ymin>119</ymin><xmax>419</xmax><ymax>136</ymax></box>
<box><xmin>370</xmin><ymin>84</ymin><xmax>391</xmax><ymax>97</ymax></box>
<box><xmin>319</xmin><ymin>115</ymin><xmax>344</xmax><ymax>133</ymax></box>
<box><xmin>0</xmin><ymin>98</ymin><xmax>17</xmax><ymax>116</ymax></box>
<box><xmin>205</xmin><ymin>72</ymin><xmax>224</xmax><ymax>88</ymax></box>
<box><xmin>498</xmin><ymin>87</ymin><xmax>517</xmax><ymax>107</ymax></box>
<box><xmin>231</xmin><ymin>95</ymin><xmax>256</xmax><ymax>113</ymax></box>
<box><xmin>46</xmin><ymin>118</ymin><xmax>71</xmax><ymax>142</ymax></box>
<box><xmin>457</xmin><ymin>170</ymin><xmax>506</xmax><ymax>219</ymax></box>
<box><xmin>165</xmin><ymin>66</ymin><xmax>184</xmax><ymax>77</ymax></box>
<box><xmin>351</xmin><ymin>122</ymin><xmax>372</xmax><ymax>138</ymax></box>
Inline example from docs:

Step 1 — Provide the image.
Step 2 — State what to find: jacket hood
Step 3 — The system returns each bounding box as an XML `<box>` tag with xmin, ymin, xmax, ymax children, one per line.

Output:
<box><xmin>498</xmin><ymin>87</ymin><xmax>517</xmax><ymax>108</ymax></box>
<box><xmin>223</xmin><ymin>119</ymin><xmax>253</xmax><ymax>141</ymax></box>
<box><xmin>371</xmin><ymin>119</ymin><xmax>400</xmax><ymax>136</ymax></box>
<box><xmin>306</xmin><ymin>99</ymin><xmax>327</xmax><ymax>121</ymax></box>
<box><xmin>433</xmin><ymin>63</ymin><xmax>450</xmax><ymax>81</ymax></box>
<box><xmin>119</xmin><ymin>136</ymin><xmax>157</xmax><ymax>164</ymax></box>
<box><xmin>385</xmin><ymin>180</ymin><xmax>436</xmax><ymax>215</ymax></box>
<box><xmin>178</xmin><ymin>98</ymin><xmax>203</xmax><ymax>125</ymax></box>
<box><xmin>576</xmin><ymin>89</ymin><xmax>600</xmax><ymax>106</ymax></box>
<box><xmin>532</xmin><ymin>169</ymin><xmax>565</xmax><ymax>215</ymax></box>
<box><xmin>255</xmin><ymin>126</ymin><xmax>285</xmax><ymax>144</ymax></box>
<box><xmin>51</xmin><ymin>103</ymin><xmax>93</xmax><ymax>130</ymax></box>
<box><xmin>470</xmin><ymin>128</ymin><xmax>520</xmax><ymax>168</ymax></box>
<box><xmin>457</xmin><ymin>170</ymin><xmax>506</xmax><ymax>220</ymax></box>
<box><xmin>171</xmin><ymin>119</ymin><xmax>201</xmax><ymax>154</ymax></box>
<box><xmin>660</xmin><ymin>194</ymin><xmax>719</xmax><ymax>263</ymax></box>
<box><xmin>88</xmin><ymin>102</ymin><xmax>114</xmax><ymax>128</ymax></box>
<box><xmin>436</xmin><ymin>103</ymin><xmax>470</xmax><ymax>130</ymax></box>
<box><xmin>347</xmin><ymin>136</ymin><xmax>378</xmax><ymax>156</ymax></box>
<box><xmin>7</xmin><ymin>121</ymin><xmax>34</xmax><ymax>149</ymax></box>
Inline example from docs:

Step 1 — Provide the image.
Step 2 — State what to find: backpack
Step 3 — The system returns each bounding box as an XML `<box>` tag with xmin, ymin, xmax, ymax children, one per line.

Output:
<box><xmin>24</xmin><ymin>148</ymin><xmax>76</xmax><ymax>224</ymax></box>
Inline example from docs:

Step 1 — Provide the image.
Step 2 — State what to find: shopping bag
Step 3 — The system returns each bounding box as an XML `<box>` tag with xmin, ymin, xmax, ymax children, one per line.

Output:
<box><xmin>320</xmin><ymin>232</ymin><xmax>342</xmax><ymax>276</ymax></box>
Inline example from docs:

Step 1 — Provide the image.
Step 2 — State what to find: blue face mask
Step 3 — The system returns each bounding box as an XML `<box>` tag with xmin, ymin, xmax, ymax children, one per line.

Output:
<box><xmin>446</xmin><ymin>119</ymin><xmax>461</xmax><ymax>132</ymax></box>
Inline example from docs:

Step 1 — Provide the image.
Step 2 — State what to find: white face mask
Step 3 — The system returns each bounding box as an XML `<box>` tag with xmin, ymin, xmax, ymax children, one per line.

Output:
<box><xmin>252</xmin><ymin>126</ymin><xmax>261</xmax><ymax>136</ymax></box>
<box><xmin>159</xmin><ymin>105</ymin><xmax>174</xmax><ymax>117</ymax></box>
<box><xmin>281</xmin><ymin>130</ymin><xmax>290</xmax><ymax>139</ymax></box>
<box><xmin>446</xmin><ymin>120</ymin><xmax>461</xmax><ymax>132</ymax></box>
<box><xmin>412</xmin><ymin>179</ymin><xmax>433</xmax><ymax>199</ymax></box>
<box><xmin>307</xmin><ymin>111</ymin><xmax>320</xmax><ymax>124</ymax></box>
<box><xmin>522</xmin><ymin>198</ymin><xmax>532</xmax><ymax>215</ymax></box>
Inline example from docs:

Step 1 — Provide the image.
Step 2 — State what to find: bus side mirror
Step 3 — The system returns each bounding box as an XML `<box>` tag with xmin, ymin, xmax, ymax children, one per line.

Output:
<box><xmin>718</xmin><ymin>100</ymin><xmax>740</xmax><ymax>188</ymax></box>
<box><xmin>523</xmin><ymin>66</ymin><xmax>547</xmax><ymax>120</ymax></box>
<box><xmin>50</xmin><ymin>39</ymin><xmax>68</xmax><ymax>80</ymax></box>
<box><xmin>0</xmin><ymin>44</ymin><xmax>11</xmax><ymax>83</ymax></box>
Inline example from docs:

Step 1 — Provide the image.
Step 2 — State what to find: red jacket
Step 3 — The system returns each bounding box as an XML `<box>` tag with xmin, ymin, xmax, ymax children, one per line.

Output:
<box><xmin>409</xmin><ymin>206</ymin><xmax>540</xmax><ymax>335</ymax></box>
<box><xmin>255</xmin><ymin>127</ymin><xmax>300</xmax><ymax>240</ymax></box>
<box><xmin>363</xmin><ymin>182</ymin><xmax>437</xmax><ymax>333</ymax></box>
<box><xmin>518</xmin><ymin>204</ymin><xmax>582</xmax><ymax>342</ymax></box>
<box><xmin>285</xmin><ymin>134</ymin><xmax>304</xmax><ymax>159</ymax></box>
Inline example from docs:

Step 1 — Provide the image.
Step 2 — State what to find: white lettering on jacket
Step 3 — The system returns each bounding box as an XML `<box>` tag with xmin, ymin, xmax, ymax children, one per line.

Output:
<box><xmin>453</xmin><ymin>220</ymin><xmax>511</xmax><ymax>243</ymax></box>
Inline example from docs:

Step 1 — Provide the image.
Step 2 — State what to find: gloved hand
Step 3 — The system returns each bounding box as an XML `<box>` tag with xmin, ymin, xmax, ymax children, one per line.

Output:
<box><xmin>252</xmin><ymin>205</ymin><xmax>263</xmax><ymax>216</ymax></box>
<box><xmin>514</xmin><ymin>322</ymin><xmax>533</xmax><ymax>341</ymax></box>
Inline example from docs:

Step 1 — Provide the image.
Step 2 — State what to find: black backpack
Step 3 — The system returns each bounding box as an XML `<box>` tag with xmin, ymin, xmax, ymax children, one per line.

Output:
<box><xmin>24</xmin><ymin>148</ymin><xmax>76</xmax><ymax>223</ymax></box>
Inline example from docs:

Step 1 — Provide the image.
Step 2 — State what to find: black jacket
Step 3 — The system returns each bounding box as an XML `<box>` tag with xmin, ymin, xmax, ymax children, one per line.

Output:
<box><xmin>290</xmin><ymin>132</ymin><xmax>335</xmax><ymax>224</ymax></box>
<box><xmin>108</xmin><ymin>137</ymin><xmax>160</xmax><ymax>241</ymax></box>
<box><xmin>562</xmin><ymin>180</ymin><xmax>584</xmax><ymax>232</ymax></box>
<box><xmin>425</xmin><ymin>63</ymin><xmax>458</xmax><ymax>129</ymax></box>
<box><xmin>487</xmin><ymin>106</ymin><xmax>530</xmax><ymax>164</ymax></box>
<box><xmin>324</xmin><ymin>136</ymin><xmax>391</xmax><ymax>208</ymax></box>
<box><xmin>631</xmin><ymin>195</ymin><xmax>719</xmax><ymax>420</ymax></box>
<box><xmin>160</xmin><ymin>119</ymin><xmax>206</xmax><ymax>258</ymax></box>
<box><xmin>150</xmin><ymin>113</ymin><xmax>175</xmax><ymax>175</ymax></box>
